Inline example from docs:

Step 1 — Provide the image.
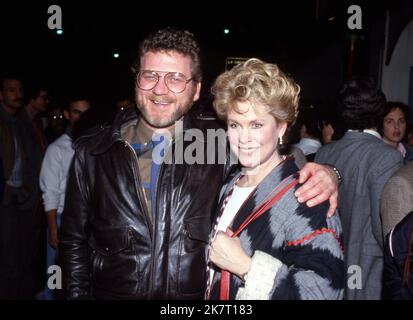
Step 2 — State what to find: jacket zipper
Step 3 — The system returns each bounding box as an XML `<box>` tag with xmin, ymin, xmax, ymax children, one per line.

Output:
<box><xmin>124</xmin><ymin>141</ymin><xmax>153</xmax><ymax>231</ymax></box>
<box><xmin>126</xmin><ymin>139</ymin><xmax>168</xmax><ymax>299</ymax></box>
<box><xmin>149</xmin><ymin>136</ymin><xmax>174</xmax><ymax>298</ymax></box>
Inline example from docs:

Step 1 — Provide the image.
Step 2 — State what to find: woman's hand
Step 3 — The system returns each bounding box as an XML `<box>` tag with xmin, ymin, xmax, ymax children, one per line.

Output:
<box><xmin>209</xmin><ymin>229</ymin><xmax>251</xmax><ymax>279</ymax></box>
<box><xmin>295</xmin><ymin>162</ymin><xmax>338</xmax><ymax>217</ymax></box>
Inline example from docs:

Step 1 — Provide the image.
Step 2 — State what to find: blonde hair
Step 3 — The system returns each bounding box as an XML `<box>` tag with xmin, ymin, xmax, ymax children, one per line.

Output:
<box><xmin>212</xmin><ymin>58</ymin><xmax>300</xmax><ymax>125</ymax></box>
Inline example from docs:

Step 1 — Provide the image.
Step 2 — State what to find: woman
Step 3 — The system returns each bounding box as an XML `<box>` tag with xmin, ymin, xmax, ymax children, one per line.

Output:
<box><xmin>206</xmin><ymin>59</ymin><xmax>344</xmax><ymax>300</ymax></box>
<box><xmin>381</xmin><ymin>102</ymin><xmax>413</xmax><ymax>163</ymax></box>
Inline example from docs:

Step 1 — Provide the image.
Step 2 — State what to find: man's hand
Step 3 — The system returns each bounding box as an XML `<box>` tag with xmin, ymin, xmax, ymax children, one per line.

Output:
<box><xmin>209</xmin><ymin>229</ymin><xmax>251</xmax><ymax>279</ymax></box>
<box><xmin>48</xmin><ymin>224</ymin><xmax>59</xmax><ymax>249</ymax></box>
<box><xmin>295</xmin><ymin>163</ymin><xmax>338</xmax><ymax>217</ymax></box>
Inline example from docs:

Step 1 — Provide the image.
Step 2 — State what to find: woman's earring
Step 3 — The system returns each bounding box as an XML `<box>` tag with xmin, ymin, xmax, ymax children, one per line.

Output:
<box><xmin>279</xmin><ymin>135</ymin><xmax>283</xmax><ymax>146</ymax></box>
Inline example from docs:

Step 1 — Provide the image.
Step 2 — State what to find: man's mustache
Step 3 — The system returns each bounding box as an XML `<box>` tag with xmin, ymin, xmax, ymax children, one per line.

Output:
<box><xmin>148</xmin><ymin>95</ymin><xmax>176</xmax><ymax>104</ymax></box>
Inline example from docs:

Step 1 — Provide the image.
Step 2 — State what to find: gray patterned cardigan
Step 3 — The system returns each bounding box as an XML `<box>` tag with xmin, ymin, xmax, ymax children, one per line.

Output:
<box><xmin>208</xmin><ymin>157</ymin><xmax>345</xmax><ymax>300</ymax></box>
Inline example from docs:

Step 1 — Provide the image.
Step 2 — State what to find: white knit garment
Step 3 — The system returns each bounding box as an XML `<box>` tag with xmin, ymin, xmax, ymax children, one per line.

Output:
<box><xmin>236</xmin><ymin>250</ymin><xmax>282</xmax><ymax>300</ymax></box>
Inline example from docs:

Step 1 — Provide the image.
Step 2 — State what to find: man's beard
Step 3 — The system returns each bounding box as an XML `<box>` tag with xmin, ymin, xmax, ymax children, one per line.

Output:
<box><xmin>142</xmin><ymin>106</ymin><xmax>184</xmax><ymax>128</ymax></box>
<box><xmin>136</xmin><ymin>94</ymin><xmax>194</xmax><ymax>129</ymax></box>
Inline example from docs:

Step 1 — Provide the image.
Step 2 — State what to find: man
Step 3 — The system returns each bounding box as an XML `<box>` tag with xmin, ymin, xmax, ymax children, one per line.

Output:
<box><xmin>0</xmin><ymin>75</ymin><xmax>39</xmax><ymax>298</ymax></box>
<box><xmin>22</xmin><ymin>85</ymin><xmax>50</xmax><ymax>156</ymax></box>
<box><xmin>316</xmin><ymin>78</ymin><xmax>404</xmax><ymax>299</ymax></box>
<box><xmin>20</xmin><ymin>84</ymin><xmax>51</xmax><ymax>296</ymax></box>
<box><xmin>40</xmin><ymin>97</ymin><xmax>91</xmax><ymax>299</ymax></box>
<box><xmin>60</xmin><ymin>28</ymin><xmax>339</xmax><ymax>300</ymax></box>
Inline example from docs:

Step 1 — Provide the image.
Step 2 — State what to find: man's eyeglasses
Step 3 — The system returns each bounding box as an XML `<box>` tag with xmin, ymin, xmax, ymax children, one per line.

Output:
<box><xmin>136</xmin><ymin>70</ymin><xmax>194</xmax><ymax>94</ymax></box>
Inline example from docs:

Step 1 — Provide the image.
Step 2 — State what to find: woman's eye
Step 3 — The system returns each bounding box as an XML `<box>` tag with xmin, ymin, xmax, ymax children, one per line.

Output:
<box><xmin>229</xmin><ymin>123</ymin><xmax>237</xmax><ymax>129</ymax></box>
<box><xmin>251</xmin><ymin>123</ymin><xmax>263</xmax><ymax>129</ymax></box>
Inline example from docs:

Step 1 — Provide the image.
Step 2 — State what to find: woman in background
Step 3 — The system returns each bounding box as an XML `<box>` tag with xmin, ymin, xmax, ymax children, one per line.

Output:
<box><xmin>381</xmin><ymin>102</ymin><xmax>413</xmax><ymax>163</ymax></box>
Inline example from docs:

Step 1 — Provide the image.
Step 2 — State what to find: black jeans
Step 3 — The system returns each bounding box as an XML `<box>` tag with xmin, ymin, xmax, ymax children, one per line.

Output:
<box><xmin>0</xmin><ymin>202</ymin><xmax>37</xmax><ymax>299</ymax></box>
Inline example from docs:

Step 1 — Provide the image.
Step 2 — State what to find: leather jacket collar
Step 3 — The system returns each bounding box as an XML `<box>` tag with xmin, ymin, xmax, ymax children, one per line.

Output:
<box><xmin>91</xmin><ymin>105</ymin><xmax>197</xmax><ymax>155</ymax></box>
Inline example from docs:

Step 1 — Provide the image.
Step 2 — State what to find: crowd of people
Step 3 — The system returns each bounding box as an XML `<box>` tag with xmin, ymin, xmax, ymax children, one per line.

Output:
<box><xmin>1</xmin><ymin>27</ymin><xmax>412</xmax><ymax>300</ymax></box>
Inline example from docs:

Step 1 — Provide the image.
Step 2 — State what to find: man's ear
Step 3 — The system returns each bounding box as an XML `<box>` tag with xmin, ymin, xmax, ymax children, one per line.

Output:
<box><xmin>193</xmin><ymin>81</ymin><xmax>201</xmax><ymax>102</ymax></box>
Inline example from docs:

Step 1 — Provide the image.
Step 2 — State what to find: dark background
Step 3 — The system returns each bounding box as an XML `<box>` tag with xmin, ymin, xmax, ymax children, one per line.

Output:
<box><xmin>0</xmin><ymin>0</ymin><xmax>408</xmax><ymax>114</ymax></box>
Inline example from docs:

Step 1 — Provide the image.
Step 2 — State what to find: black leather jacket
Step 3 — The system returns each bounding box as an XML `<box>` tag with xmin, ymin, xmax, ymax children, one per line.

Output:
<box><xmin>59</xmin><ymin>106</ymin><xmax>232</xmax><ymax>299</ymax></box>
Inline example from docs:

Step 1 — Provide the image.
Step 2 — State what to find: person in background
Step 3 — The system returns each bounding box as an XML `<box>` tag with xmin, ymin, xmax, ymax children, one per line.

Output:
<box><xmin>380</xmin><ymin>102</ymin><xmax>413</xmax><ymax>163</ymax></box>
<box><xmin>383</xmin><ymin>210</ymin><xmax>413</xmax><ymax>299</ymax></box>
<box><xmin>293</xmin><ymin>108</ymin><xmax>322</xmax><ymax>161</ymax></box>
<box><xmin>320</xmin><ymin>113</ymin><xmax>346</xmax><ymax>145</ymax></box>
<box><xmin>381</xmin><ymin>161</ymin><xmax>413</xmax><ymax>237</ymax></box>
<box><xmin>39</xmin><ymin>97</ymin><xmax>91</xmax><ymax>300</ymax></box>
<box><xmin>44</xmin><ymin>105</ymin><xmax>65</xmax><ymax>144</ymax></box>
<box><xmin>316</xmin><ymin>78</ymin><xmax>403</xmax><ymax>299</ymax></box>
<box><xmin>21</xmin><ymin>84</ymin><xmax>50</xmax><ymax>156</ymax></box>
<box><xmin>0</xmin><ymin>75</ymin><xmax>39</xmax><ymax>298</ymax></box>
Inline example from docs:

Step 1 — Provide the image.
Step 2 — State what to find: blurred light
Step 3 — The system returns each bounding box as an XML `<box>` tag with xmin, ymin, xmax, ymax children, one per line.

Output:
<box><xmin>224</xmin><ymin>28</ymin><xmax>230</xmax><ymax>34</ymax></box>
<box><xmin>328</xmin><ymin>16</ymin><xmax>335</xmax><ymax>22</ymax></box>
<box><xmin>56</xmin><ymin>29</ymin><xmax>63</xmax><ymax>35</ymax></box>
<box><xmin>113</xmin><ymin>53</ymin><xmax>120</xmax><ymax>59</ymax></box>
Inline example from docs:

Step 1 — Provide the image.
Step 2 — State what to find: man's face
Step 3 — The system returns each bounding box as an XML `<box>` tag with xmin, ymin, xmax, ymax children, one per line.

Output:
<box><xmin>31</xmin><ymin>90</ymin><xmax>49</xmax><ymax>113</ymax></box>
<box><xmin>0</xmin><ymin>79</ymin><xmax>24</xmax><ymax>110</ymax></box>
<box><xmin>64</xmin><ymin>100</ymin><xmax>91</xmax><ymax>127</ymax></box>
<box><xmin>383</xmin><ymin>107</ymin><xmax>406</xmax><ymax>144</ymax></box>
<box><xmin>135</xmin><ymin>51</ymin><xmax>201</xmax><ymax>129</ymax></box>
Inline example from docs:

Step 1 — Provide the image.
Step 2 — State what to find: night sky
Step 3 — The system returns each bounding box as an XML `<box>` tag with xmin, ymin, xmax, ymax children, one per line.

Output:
<box><xmin>0</xmin><ymin>1</ymin><xmax>392</xmax><ymax>113</ymax></box>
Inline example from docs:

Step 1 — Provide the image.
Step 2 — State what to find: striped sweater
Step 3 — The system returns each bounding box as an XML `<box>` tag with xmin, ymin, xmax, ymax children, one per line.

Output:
<box><xmin>209</xmin><ymin>157</ymin><xmax>345</xmax><ymax>300</ymax></box>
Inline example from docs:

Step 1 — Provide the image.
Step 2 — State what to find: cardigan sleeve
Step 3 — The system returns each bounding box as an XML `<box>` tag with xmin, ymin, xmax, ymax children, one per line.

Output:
<box><xmin>272</xmin><ymin>206</ymin><xmax>344</xmax><ymax>299</ymax></box>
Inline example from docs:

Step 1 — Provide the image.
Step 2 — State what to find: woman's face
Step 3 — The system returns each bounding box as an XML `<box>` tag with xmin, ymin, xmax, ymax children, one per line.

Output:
<box><xmin>227</xmin><ymin>101</ymin><xmax>286</xmax><ymax>171</ymax></box>
<box><xmin>383</xmin><ymin>107</ymin><xmax>406</xmax><ymax>144</ymax></box>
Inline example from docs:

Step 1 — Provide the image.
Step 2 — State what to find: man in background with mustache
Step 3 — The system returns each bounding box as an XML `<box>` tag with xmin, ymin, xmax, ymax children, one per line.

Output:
<box><xmin>0</xmin><ymin>75</ymin><xmax>41</xmax><ymax>298</ymax></box>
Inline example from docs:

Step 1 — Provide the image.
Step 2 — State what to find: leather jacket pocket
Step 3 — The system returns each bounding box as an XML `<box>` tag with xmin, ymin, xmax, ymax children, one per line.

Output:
<box><xmin>177</xmin><ymin>216</ymin><xmax>210</xmax><ymax>297</ymax></box>
<box><xmin>88</xmin><ymin>227</ymin><xmax>143</xmax><ymax>298</ymax></box>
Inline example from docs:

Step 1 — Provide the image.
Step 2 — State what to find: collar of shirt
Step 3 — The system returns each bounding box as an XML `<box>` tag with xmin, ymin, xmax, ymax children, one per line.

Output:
<box><xmin>348</xmin><ymin>129</ymin><xmax>382</xmax><ymax>140</ymax></box>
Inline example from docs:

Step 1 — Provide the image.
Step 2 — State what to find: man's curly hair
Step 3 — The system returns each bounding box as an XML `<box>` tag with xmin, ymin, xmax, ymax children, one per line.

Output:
<box><xmin>133</xmin><ymin>27</ymin><xmax>202</xmax><ymax>82</ymax></box>
<box><xmin>339</xmin><ymin>78</ymin><xmax>386</xmax><ymax>130</ymax></box>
